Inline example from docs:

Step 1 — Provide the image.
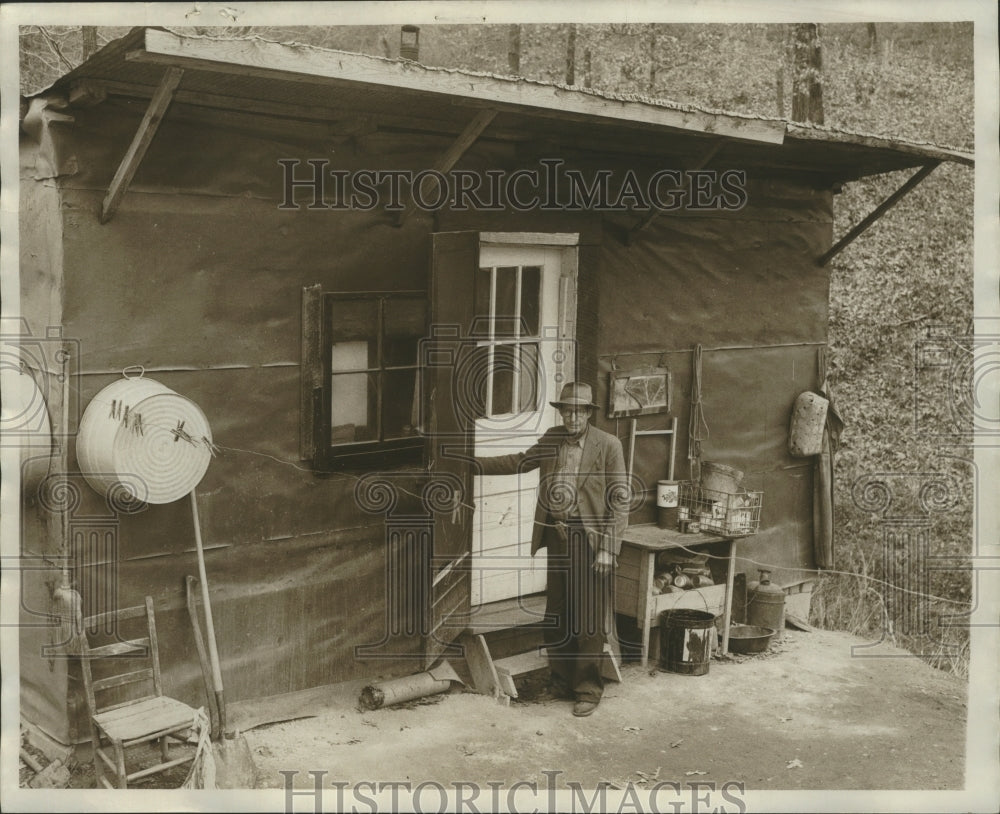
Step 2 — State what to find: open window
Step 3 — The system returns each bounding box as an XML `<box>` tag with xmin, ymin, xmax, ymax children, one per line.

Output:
<box><xmin>303</xmin><ymin>289</ymin><xmax>427</xmax><ymax>471</ymax></box>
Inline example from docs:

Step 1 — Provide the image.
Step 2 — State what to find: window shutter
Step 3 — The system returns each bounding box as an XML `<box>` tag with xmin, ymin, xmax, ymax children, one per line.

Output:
<box><xmin>300</xmin><ymin>283</ymin><xmax>323</xmax><ymax>461</ymax></box>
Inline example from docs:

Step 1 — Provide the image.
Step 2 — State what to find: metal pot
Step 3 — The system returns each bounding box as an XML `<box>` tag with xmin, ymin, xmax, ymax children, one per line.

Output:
<box><xmin>727</xmin><ymin>624</ymin><xmax>776</xmax><ymax>654</ymax></box>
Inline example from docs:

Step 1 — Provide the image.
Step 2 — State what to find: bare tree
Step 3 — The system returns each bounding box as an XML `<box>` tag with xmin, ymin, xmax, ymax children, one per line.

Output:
<box><xmin>508</xmin><ymin>25</ymin><xmax>521</xmax><ymax>74</ymax></box>
<box><xmin>791</xmin><ymin>23</ymin><xmax>824</xmax><ymax>124</ymax></box>
<box><xmin>565</xmin><ymin>24</ymin><xmax>576</xmax><ymax>86</ymax></box>
<box><xmin>81</xmin><ymin>26</ymin><xmax>98</xmax><ymax>60</ymax></box>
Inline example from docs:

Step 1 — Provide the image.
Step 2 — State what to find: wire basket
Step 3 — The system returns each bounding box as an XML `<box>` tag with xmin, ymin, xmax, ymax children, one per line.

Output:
<box><xmin>679</xmin><ymin>482</ymin><xmax>762</xmax><ymax>537</ymax></box>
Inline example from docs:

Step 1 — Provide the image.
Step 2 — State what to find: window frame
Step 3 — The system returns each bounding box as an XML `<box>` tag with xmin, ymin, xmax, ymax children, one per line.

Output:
<box><xmin>471</xmin><ymin>262</ymin><xmax>544</xmax><ymax>420</ymax></box>
<box><xmin>314</xmin><ymin>289</ymin><xmax>427</xmax><ymax>472</ymax></box>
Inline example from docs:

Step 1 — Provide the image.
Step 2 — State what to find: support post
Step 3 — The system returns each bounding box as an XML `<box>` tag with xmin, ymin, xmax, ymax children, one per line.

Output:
<box><xmin>99</xmin><ymin>67</ymin><xmax>183</xmax><ymax>224</ymax></box>
<box><xmin>395</xmin><ymin>109</ymin><xmax>497</xmax><ymax>226</ymax></box>
<box><xmin>623</xmin><ymin>139</ymin><xmax>726</xmax><ymax>244</ymax></box>
<box><xmin>818</xmin><ymin>161</ymin><xmax>940</xmax><ymax>266</ymax></box>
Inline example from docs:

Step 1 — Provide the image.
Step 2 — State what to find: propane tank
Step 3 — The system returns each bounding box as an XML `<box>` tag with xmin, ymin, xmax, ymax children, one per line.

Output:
<box><xmin>747</xmin><ymin>569</ymin><xmax>785</xmax><ymax>640</ymax></box>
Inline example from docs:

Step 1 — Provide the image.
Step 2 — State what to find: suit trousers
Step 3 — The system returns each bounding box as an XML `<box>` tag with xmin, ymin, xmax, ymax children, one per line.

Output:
<box><xmin>544</xmin><ymin>518</ymin><xmax>612</xmax><ymax>702</ymax></box>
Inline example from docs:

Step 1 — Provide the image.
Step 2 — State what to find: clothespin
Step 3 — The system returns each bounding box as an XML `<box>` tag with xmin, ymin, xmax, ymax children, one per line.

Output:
<box><xmin>170</xmin><ymin>420</ymin><xmax>195</xmax><ymax>445</ymax></box>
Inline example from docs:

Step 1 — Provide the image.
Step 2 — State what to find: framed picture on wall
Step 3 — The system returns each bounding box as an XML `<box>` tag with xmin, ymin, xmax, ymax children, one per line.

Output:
<box><xmin>608</xmin><ymin>366</ymin><xmax>671</xmax><ymax>418</ymax></box>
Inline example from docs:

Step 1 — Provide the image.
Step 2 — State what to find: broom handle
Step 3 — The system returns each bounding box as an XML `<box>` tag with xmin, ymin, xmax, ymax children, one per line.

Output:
<box><xmin>190</xmin><ymin>491</ymin><xmax>226</xmax><ymax>733</ymax></box>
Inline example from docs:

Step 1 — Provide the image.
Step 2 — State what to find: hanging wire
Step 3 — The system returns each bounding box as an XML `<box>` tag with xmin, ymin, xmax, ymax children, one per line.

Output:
<box><xmin>688</xmin><ymin>343</ymin><xmax>709</xmax><ymax>484</ymax></box>
<box><xmin>57</xmin><ymin>370</ymin><xmax>973</xmax><ymax>608</ymax></box>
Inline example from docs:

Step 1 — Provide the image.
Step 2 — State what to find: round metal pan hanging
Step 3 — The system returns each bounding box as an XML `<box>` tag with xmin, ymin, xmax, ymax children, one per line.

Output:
<box><xmin>77</xmin><ymin>368</ymin><xmax>213</xmax><ymax>505</ymax></box>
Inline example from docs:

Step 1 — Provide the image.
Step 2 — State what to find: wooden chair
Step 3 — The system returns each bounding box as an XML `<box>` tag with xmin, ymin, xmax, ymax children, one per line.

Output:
<box><xmin>76</xmin><ymin>596</ymin><xmax>198</xmax><ymax>789</ymax></box>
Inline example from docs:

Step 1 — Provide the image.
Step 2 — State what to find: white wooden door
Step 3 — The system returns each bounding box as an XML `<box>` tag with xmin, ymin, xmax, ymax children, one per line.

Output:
<box><xmin>471</xmin><ymin>239</ymin><xmax>577</xmax><ymax>606</ymax></box>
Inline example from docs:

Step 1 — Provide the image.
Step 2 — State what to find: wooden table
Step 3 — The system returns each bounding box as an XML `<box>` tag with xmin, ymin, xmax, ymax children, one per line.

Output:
<box><xmin>614</xmin><ymin>524</ymin><xmax>737</xmax><ymax>666</ymax></box>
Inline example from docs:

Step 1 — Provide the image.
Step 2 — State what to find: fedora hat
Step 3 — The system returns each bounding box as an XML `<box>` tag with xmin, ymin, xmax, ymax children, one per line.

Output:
<box><xmin>550</xmin><ymin>381</ymin><xmax>599</xmax><ymax>410</ymax></box>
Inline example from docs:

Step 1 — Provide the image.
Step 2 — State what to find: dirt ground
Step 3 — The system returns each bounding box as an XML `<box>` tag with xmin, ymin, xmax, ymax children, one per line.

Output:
<box><xmin>239</xmin><ymin>628</ymin><xmax>967</xmax><ymax>793</ymax></box>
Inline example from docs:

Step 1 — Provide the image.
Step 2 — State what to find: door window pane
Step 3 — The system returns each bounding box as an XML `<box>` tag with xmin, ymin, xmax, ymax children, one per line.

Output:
<box><xmin>491</xmin><ymin>344</ymin><xmax>517</xmax><ymax>415</ymax></box>
<box><xmin>494</xmin><ymin>266</ymin><xmax>518</xmax><ymax>337</ymax></box>
<box><xmin>520</xmin><ymin>266</ymin><xmax>541</xmax><ymax>336</ymax></box>
<box><xmin>462</xmin><ymin>345</ymin><xmax>490</xmax><ymax>419</ymax></box>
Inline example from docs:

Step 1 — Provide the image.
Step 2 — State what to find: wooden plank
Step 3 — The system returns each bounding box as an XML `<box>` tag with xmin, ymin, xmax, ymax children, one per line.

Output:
<box><xmin>721</xmin><ymin>540</ymin><xmax>737</xmax><ymax>655</ymax></box>
<box><xmin>614</xmin><ymin>579</ymin><xmax>639</xmax><ymax>608</ymax></box>
<box><xmin>396</xmin><ymin>109</ymin><xmax>497</xmax><ymax>225</ymax></box>
<box><xmin>818</xmin><ymin>162</ymin><xmax>940</xmax><ymax>266</ymax></box>
<box><xmin>468</xmin><ymin>603</ymin><xmax>547</xmax><ymax>634</ymax></box>
<box><xmin>84</xmin><ymin>637</ymin><xmax>149</xmax><ymax>659</ymax></box>
<box><xmin>651</xmin><ymin>583</ymin><xmax>727</xmax><ymax>621</ymax></box>
<box><xmin>615</xmin><ymin>558</ymin><xmax>641</xmax><ymax>580</ymax></box>
<box><xmin>299</xmin><ymin>285</ymin><xmax>323</xmax><ymax>461</ymax></box>
<box><xmin>134</xmin><ymin>29</ymin><xmax>786</xmax><ymax>145</ymax></box>
<box><xmin>79</xmin><ymin>77</ymin><xmax>357</xmax><ymax>124</ymax></box>
<box><xmin>627</xmin><ymin>139</ymin><xmax>727</xmax><ymax>241</ymax></box>
<box><xmin>99</xmin><ymin>66</ymin><xmax>183</xmax><ymax>223</ymax></box>
<box><xmin>479</xmin><ymin>232</ymin><xmax>579</xmax><ymax>246</ymax></box>
<box><xmin>668</xmin><ymin>416</ymin><xmax>678</xmax><ymax>481</ymax></box>
<box><xmin>83</xmin><ymin>604</ymin><xmax>147</xmax><ymax>629</ymax></box>
<box><xmin>494</xmin><ymin>666</ymin><xmax>519</xmax><ymax>698</ymax></box>
<box><xmin>95</xmin><ymin>695</ymin><xmax>178</xmax><ymax>724</ymax></box>
<box><xmin>622</xmin><ymin>524</ymin><xmax>726</xmax><ymax>551</ymax></box>
<box><xmin>92</xmin><ymin>668</ymin><xmax>154</xmax><ymax>693</ymax></box>
<box><xmin>95</xmin><ymin>748</ymin><xmax>117</xmax><ymax>773</ymax></box>
<box><xmin>145</xmin><ymin>597</ymin><xmax>163</xmax><ymax>698</ymax></box>
<box><xmin>785</xmin><ymin>122</ymin><xmax>973</xmax><ymax>166</ymax></box>
<box><xmin>480</xmin><ymin>570</ymin><xmax>542</xmax><ymax>605</ymax></box>
<box><xmin>494</xmin><ymin>648</ymin><xmax>548</xmax><ymax>676</ymax></box>
<box><xmin>126</xmin><ymin>755</ymin><xmax>193</xmax><ymax>782</ymax></box>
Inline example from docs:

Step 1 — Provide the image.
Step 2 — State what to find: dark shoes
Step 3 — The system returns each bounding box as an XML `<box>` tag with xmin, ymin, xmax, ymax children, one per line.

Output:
<box><xmin>547</xmin><ymin>679</ymin><xmax>574</xmax><ymax>700</ymax></box>
<box><xmin>572</xmin><ymin>699</ymin><xmax>600</xmax><ymax>717</ymax></box>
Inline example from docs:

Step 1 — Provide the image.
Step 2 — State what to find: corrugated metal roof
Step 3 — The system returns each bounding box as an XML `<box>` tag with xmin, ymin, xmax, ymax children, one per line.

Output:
<box><xmin>31</xmin><ymin>26</ymin><xmax>973</xmax><ymax>178</ymax></box>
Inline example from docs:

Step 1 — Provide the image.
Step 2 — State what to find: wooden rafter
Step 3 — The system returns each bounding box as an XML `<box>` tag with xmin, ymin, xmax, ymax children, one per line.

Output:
<box><xmin>99</xmin><ymin>67</ymin><xmax>183</xmax><ymax>224</ymax></box>
<box><xmin>395</xmin><ymin>108</ymin><xmax>498</xmax><ymax>226</ymax></box>
<box><xmin>623</xmin><ymin>138</ymin><xmax>727</xmax><ymax>244</ymax></box>
<box><xmin>818</xmin><ymin>161</ymin><xmax>941</xmax><ymax>266</ymax></box>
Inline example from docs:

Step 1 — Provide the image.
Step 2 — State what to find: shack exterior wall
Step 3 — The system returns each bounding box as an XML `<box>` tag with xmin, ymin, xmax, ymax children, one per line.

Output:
<box><xmin>21</xmin><ymin>99</ymin><xmax>829</xmax><ymax>739</ymax></box>
<box><xmin>594</xmin><ymin>179</ymin><xmax>832</xmax><ymax>584</ymax></box>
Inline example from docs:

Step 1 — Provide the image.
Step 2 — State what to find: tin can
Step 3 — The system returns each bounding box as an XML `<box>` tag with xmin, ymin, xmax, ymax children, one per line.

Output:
<box><xmin>687</xmin><ymin>520</ymin><xmax>701</xmax><ymax>534</ymax></box>
<box><xmin>658</xmin><ymin>506</ymin><xmax>679</xmax><ymax>529</ymax></box>
<box><xmin>656</xmin><ymin>480</ymin><xmax>680</xmax><ymax>508</ymax></box>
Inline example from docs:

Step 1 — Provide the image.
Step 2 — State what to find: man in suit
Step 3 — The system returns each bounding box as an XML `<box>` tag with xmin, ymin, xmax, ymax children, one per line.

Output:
<box><xmin>476</xmin><ymin>381</ymin><xmax>629</xmax><ymax>716</ymax></box>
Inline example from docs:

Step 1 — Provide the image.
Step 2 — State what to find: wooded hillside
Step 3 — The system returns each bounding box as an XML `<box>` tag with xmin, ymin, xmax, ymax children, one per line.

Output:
<box><xmin>19</xmin><ymin>23</ymin><xmax>975</xmax><ymax>675</ymax></box>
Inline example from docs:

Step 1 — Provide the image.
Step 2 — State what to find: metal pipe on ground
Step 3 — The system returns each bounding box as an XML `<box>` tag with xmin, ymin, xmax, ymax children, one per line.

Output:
<box><xmin>360</xmin><ymin>663</ymin><xmax>463</xmax><ymax>710</ymax></box>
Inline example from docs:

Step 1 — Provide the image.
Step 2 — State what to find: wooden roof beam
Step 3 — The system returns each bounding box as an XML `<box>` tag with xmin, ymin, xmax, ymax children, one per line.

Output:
<box><xmin>619</xmin><ymin>138</ymin><xmax>728</xmax><ymax>245</ymax></box>
<box><xmin>394</xmin><ymin>108</ymin><xmax>498</xmax><ymax>227</ymax></box>
<box><xmin>99</xmin><ymin>67</ymin><xmax>183</xmax><ymax>224</ymax></box>
<box><xmin>817</xmin><ymin>161</ymin><xmax>941</xmax><ymax>266</ymax></box>
<box><xmin>129</xmin><ymin>28</ymin><xmax>785</xmax><ymax>146</ymax></box>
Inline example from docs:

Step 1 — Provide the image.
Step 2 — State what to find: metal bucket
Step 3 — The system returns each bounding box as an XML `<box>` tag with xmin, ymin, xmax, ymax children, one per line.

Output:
<box><xmin>658</xmin><ymin>608</ymin><xmax>716</xmax><ymax>676</ymax></box>
<box><xmin>77</xmin><ymin>373</ymin><xmax>212</xmax><ymax>505</ymax></box>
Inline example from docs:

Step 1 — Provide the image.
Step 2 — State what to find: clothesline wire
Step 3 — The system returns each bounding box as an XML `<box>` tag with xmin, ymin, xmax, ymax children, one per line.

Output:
<box><xmin>47</xmin><ymin>378</ymin><xmax>971</xmax><ymax>611</ymax></box>
<box><xmin>207</xmin><ymin>445</ymin><xmax>971</xmax><ymax>611</ymax></box>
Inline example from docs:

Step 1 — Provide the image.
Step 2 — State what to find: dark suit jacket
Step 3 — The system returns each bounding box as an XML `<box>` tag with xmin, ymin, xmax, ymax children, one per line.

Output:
<box><xmin>476</xmin><ymin>424</ymin><xmax>629</xmax><ymax>558</ymax></box>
